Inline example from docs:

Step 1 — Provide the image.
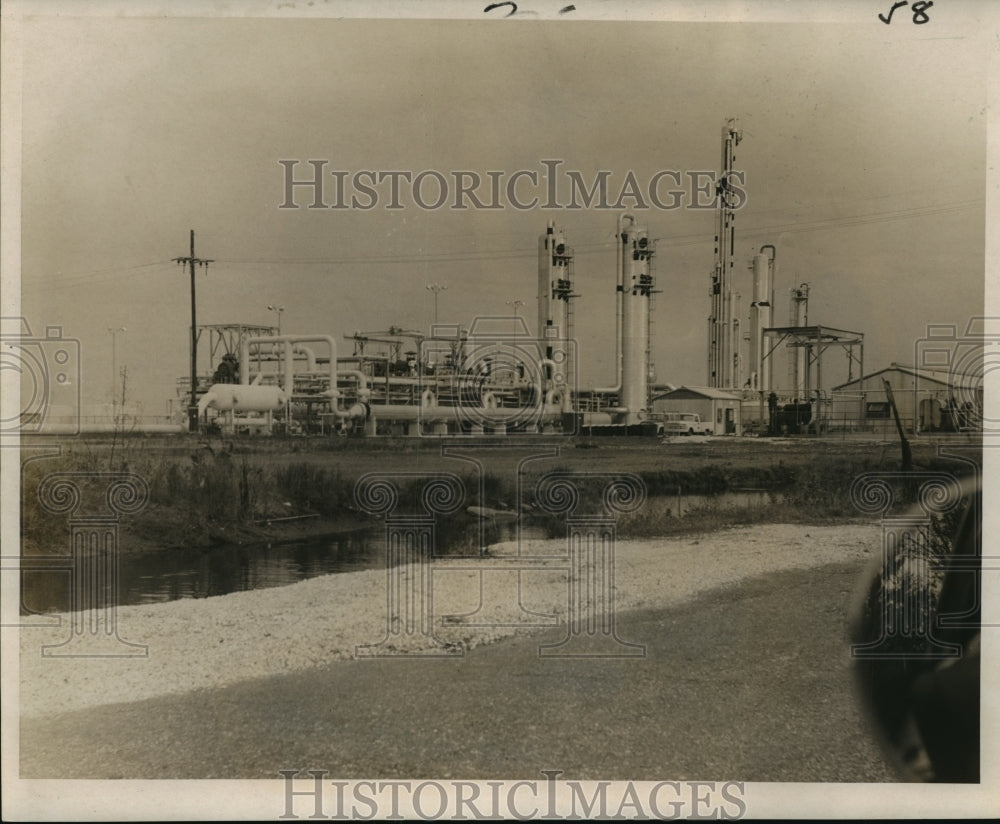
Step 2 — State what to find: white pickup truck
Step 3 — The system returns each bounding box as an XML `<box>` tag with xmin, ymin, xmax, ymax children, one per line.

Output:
<box><xmin>660</xmin><ymin>412</ymin><xmax>713</xmax><ymax>436</ymax></box>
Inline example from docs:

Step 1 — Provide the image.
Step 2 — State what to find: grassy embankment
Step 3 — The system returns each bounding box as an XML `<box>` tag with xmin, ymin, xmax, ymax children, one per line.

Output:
<box><xmin>19</xmin><ymin>433</ymin><xmax>972</xmax><ymax>553</ymax></box>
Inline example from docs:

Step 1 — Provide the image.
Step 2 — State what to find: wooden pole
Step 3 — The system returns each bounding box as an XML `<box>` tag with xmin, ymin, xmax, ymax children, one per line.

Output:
<box><xmin>883</xmin><ymin>378</ymin><xmax>913</xmax><ymax>471</ymax></box>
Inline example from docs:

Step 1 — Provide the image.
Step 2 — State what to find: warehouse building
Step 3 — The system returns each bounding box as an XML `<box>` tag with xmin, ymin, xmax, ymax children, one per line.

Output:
<box><xmin>831</xmin><ymin>363</ymin><xmax>982</xmax><ymax>435</ymax></box>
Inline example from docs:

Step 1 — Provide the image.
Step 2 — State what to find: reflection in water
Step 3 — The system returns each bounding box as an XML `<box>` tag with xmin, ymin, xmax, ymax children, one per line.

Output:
<box><xmin>20</xmin><ymin>491</ymin><xmax>773</xmax><ymax>613</ymax></box>
<box><xmin>21</xmin><ymin>528</ymin><xmax>384</xmax><ymax>614</ymax></box>
<box><xmin>19</xmin><ymin>514</ymin><xmax>532</xmax><ymax>613</ymax></box>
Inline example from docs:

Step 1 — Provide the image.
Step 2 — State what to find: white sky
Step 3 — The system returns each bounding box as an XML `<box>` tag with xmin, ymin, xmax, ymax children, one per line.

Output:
<box><xmin>11</xmin><ymin>6</ymin><xmax>990</xmax><ymax>413</ymax></box>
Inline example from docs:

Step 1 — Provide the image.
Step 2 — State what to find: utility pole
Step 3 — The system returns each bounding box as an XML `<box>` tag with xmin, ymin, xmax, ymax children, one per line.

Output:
<box><xmin>107</xmin><ymin>326</ymin><xmax>126</xmax><ymax>419</ymax></box>
<box><xmin>173</xmin><ymin>230</ymin><xmax>213</xmax><ymax>433</ymax></box>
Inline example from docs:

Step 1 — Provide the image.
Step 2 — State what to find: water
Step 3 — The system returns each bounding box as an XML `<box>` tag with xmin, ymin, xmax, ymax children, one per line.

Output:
<box><xmin>20</xmin><ymin>490</ymin><xmax>776</xmax><ymax>612</ymax></box>
<box><xmin>19</xmin><ymin>518</ymin><xmax>537</xmax><ymax>613</ymax></box>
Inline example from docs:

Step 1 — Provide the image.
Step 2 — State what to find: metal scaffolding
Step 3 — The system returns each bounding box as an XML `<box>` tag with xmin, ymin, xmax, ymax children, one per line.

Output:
<box><xmin>761</xmin><ymin>324</ymin><xmax>865</xmax><ymax>400</ymax></box>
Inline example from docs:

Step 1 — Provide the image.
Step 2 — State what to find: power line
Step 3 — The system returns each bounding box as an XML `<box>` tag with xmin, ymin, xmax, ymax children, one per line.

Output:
<box><xmin>20</xmin><ymin>260</ymin><xmax>170</xmax><ymax>292</ymax></box>
<box><xmin>216</xmin><ymin>198</ymin><xmax>980</xmax><ymax>267</ymax></box>
<box><xmin>17</xmin><ymin>196</ymin><xmax>982</xmax><ymax>291</ymax></box>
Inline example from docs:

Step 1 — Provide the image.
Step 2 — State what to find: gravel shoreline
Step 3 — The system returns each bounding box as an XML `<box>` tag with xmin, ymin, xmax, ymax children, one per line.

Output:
<box><xmin>19</xmin><ymin>523</ymin><xmax>880</xmax><ymax>718</ymax></box>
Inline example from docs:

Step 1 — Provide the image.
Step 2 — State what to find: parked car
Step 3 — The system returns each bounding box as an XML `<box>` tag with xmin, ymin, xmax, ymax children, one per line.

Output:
<box><xmin>661</xmin><ymin>412</ymin><xmax>713</xmax><ymax>436</ymax></box>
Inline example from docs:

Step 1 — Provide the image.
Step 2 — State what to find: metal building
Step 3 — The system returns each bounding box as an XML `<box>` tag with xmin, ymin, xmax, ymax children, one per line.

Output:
<box><xmin>831</xmin><ymin>363</ymin><xmax>982</xmax><ymax>435</ymax></box>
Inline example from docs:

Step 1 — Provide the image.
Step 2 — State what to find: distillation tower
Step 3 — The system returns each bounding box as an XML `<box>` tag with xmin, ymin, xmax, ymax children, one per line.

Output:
<box><xmin>707</xmin><ymin>118</ymin><xmax>743</xmax><ymax>389</ymax></box>
<box><xmin>618</xmin><ymin>214</ymin><xmax>656</xmax><ymax>424</ymax></box>
<box><xmin>788</xmin><ymin>282</ymin><xmax>810</xmax><ymax>398</ymax></box>
<box><xmin>747</xmin><ymin>245</ymin><xmax>775</xmax><ymax>391</ymax></box>
<box><xmin>537</xmin><ymin>221</ymin><xmax>576</xmax><ymax>413</ymax></box>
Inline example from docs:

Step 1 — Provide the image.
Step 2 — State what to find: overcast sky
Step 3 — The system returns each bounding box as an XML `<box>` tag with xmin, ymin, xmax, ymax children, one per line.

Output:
<box><xmin>12</xmin><ymin>7</ymin><xmax>989</xmax><ymax>413</ymax></box>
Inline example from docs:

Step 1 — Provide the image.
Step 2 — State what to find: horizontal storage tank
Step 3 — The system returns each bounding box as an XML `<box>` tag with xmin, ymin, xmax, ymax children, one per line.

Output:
<box><xmin>205</xmin><ymin>384</ymin><xmax>286</xmax><ymax>412</ymax></box>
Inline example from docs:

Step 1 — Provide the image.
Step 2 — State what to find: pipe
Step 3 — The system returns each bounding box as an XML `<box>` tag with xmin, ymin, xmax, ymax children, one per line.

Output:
<box><xmin>29</xmin><ymin>423</ymin><xmax>188</xmax><ymax>435</ymax></box>
<box><xmin>241</xmin><ymin>333</ymin><xmax>371</xmax><ymax>417</ymax></box>
<box><xmin>293</xmin><ymin>344</ymin><xmax>316</xmax><ymax>372</ymax></box>
<box><xmin>326</xmin><ymin>402</ymin><xmax>368</xmax><ymax>421</ymax></box>
<box><xmin>335</xmin><ymin>369</ymin><xmax>370</xmax><ymax>399</ymax></box>
<box><xmin>759</xmin><ymin>246</ymin><xmax>775</xmax><ymax>392</ymax></box>
<box><xmin>283</xmin><ymin>339</ymin><xmax>294</xmax><ymax>396</ymax></box>
<box><xmin>365</xmin><ymin>404</ymin><xmax>556</xmax><ymax>423</ymax></box>
<box><xmin>242</xmin><ymin>334</ymin><xmax>339</xmax><ymax>390</ymax></box>
<box><xmin>539</xmin><ymin>357</ymin><xmax>572</xmax><ymax>413</ymax></box>
<box><xmin>544</xmin><ymin>388</ymin><xmax>569</xmax><ymax>409</ymax></box>
<box><xmin>319</xmin><ymin>370</ymin><xmax>371</xmax><ymax>418</ymax></box>
<box><xmin>247</xmin><ymin>346</ymin><xmax>315</xmax><ymax>370</ymax></box>
<box><xmin>197</xmin><ymin>390</ymin><xmax>216</xmax><ymax>417</ymax></box>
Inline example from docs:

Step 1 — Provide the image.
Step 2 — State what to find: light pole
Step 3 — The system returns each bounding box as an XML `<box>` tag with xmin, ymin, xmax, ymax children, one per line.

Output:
<box><xmin>267</xmin><ymin>304</ymin><xmax>284</xmax><ymax>335</ymax></box>
<box><xmin>505</xmin><ymin>299</ymin><xmax>524</xmax><ymax>319</ymax></box>
<box><xmin>426</xmin><ymin>283</ymin><xmax>448</xmax><ymax>326</ymax></box>
<box><xmin>107</xmin><ymin>326</ymin><xmax>126</xmax><ymax>417</ymax></box>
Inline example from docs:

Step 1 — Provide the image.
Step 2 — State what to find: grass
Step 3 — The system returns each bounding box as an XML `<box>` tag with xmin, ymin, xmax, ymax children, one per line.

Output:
<box><xmin>18</xmin><ymin>433</ymin><xmax>979</xmax><ymax>552</ymax></box>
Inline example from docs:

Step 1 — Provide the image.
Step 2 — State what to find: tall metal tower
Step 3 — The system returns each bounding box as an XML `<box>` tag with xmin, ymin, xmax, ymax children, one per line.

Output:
<box><xmin>537</xmin><ymin>221</ymin><xmax>577</xmax><ymax>412</ymax></box>
<box><xmin>707</xmin><ymin>118</ymin><xmax>743</xmax><ymax>389</ymax></box>
<box><xmin>619</xmin><ymin>219</ymin><xmax>655</xmax><ymax>424</ymax></box>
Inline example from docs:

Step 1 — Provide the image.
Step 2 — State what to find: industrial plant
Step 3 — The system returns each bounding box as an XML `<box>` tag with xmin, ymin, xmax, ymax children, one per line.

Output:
<box><xmin>28</xmin><ymin>119</ymin><xmax>977</xmax><ymax>441</ymax></box>
<box><xmin>170</xmin><ymin>210</ymin><xmax>661</xmax><ymax>438</ymax></box>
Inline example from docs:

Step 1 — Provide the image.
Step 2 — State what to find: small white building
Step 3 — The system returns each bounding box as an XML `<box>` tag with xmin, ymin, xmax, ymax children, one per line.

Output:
<box><xmin>651</xmin><ymin>385</ymin><xmax>742</xmax><ymax>435</ymax></box>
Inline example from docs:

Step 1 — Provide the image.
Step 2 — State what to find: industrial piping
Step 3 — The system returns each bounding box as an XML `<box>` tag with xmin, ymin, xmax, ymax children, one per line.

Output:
<box><xmin>235</xmin><ymin>334</ymin><xmax>369</xmax><ymax>421</ymax></box>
